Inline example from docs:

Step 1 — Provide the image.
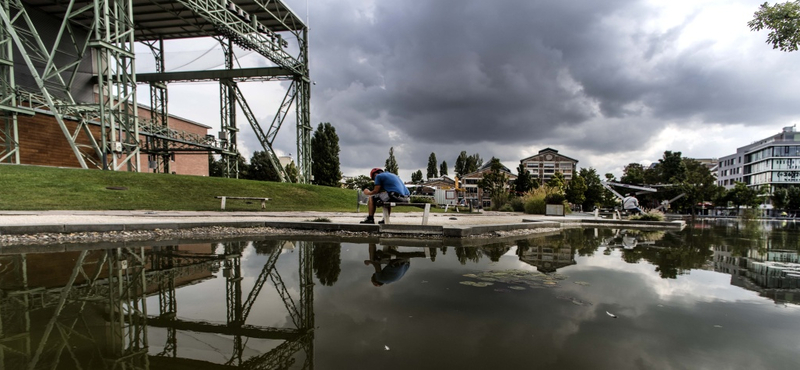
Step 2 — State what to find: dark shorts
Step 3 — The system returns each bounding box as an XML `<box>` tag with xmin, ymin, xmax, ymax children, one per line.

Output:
<box><xmin>373</xmin><ymin>191</ymin><xmax>409</xmax><ymax>206</ymax></box>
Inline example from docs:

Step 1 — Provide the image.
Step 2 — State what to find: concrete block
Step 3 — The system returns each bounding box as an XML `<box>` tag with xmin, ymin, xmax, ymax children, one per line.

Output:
<box><xmin>124</xmin><ymin>223</ymin><xmax>182</xmax><ymax>231</ymax></box>
<box><xmin>0</xmin><ymin>224</ymin><xmax>66</xmax><ymax>235</ymax></box>
<box><xmin>64</xmin><ymin>224</ymin><xmax>125</xmax><ymax>233</ymax></box>
<box><xmin>0</xmin><ymin>244</ymin><xmax>66</xmax><ymax>254</ymax></box>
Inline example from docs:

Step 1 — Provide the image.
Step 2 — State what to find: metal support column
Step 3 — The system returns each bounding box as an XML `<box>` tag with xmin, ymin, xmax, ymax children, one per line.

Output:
<box><xmin>296</xmin><ymin>28</ymin><xmax>312</xmax><ymax>183</ymax></box>
<box><xmin>299</xmin><ymin>241</ymin><xmax>315</xmax><ymax>369</ymax></box>
<box><xmin>142</xmin><ymin>39</ymin><xmax>170</xmax><ymax>174</ymax></box>
<box><xmin>94</xmin><ymin>0</ymin><xmax>140</xmax><ymax>172</ymax></box>
<box><xmin>0</xmin><ymin>0</ymin><xmax>19</xmax><ymax>164</ymax></box>
<box><xmin>0</xmin><ymin>0</ymin><xmax>104</xmax><ymax>169</ymax></box>
<box><xmin>219</xmin><ymin>39</ymin><xmax>239</xmax><ymax>178</ymax></box>
<box><xmin>106</xmin><ymin>248</ymin><xmax>149</xmax><ymax>369</ymax></box>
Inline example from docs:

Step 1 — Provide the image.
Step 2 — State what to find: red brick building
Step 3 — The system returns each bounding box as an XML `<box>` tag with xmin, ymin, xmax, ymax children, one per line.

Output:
<box><xmin>15</xmin><ymin>105</ymin><xmax>211</xmax><ymax>176</ymax></box>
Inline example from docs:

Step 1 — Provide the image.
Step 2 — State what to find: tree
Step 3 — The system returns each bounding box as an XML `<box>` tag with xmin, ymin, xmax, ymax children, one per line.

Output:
<box><xmin>621</xmin><ymin>163</ymin><xmax>647</xmax><ymax>184</ymax></box>
<box><xmin>678</xmin><ymin>159</ymin><xmax>717</xmax><ymax>216</ymax></box>
<box><xmin>411</xmin><ymin>170</ymin><xmax>423</xmax><ymax>183</ymax></box>
<box><xmin>772</xmin><ymin>187</ymin><xmax>790</xmax><ymax>211</ymax></box>
<box><xmin>657</xmin><ymin>151</ymin><xmax>686</xmax><ymax>184</ymax></box>
<box><xmin>748</xmin><ymin>1</ymin><xmax>800</xmax><ymax>52</ymax></box>
<box><xmin>284</xmin><ymin>162</ymin><xmax>299</xmax><ymax>183</ymax></box>
<box><xmin>311</xmin><ymin>122</ymin><xmax>342</xmax><ymax>186</ymax></box>
<box><xmin>455</xmin><ymin>151</ymin><xmax>482</xmax><ymax>177</ymax></box>
<box><xmin>788</xmin><ymin>186</ymin><xmax>800</xmax><ymax>210</ymax></box>
<box><xmin>515</xmin><ymin>163</ymin><xmax>534</xmax><ymax>194</ymax></box>
<box><xmin>455</xmin><ymin>151</ymin><xmax>468</xmax><ymax>178</ymax></box>
<box><xmin>477</xmin><ymin>157</ymin><xmax>509</xmax><ymax>210</ymax></box>
<box><xmin>209</xmin><ymin>153</ymin><xmax>224</xmax><ymax>177</ymax></box>
<box><xmin>249</xmin><ymin>151</ymin><xmax>280</xmax><ymax>181</ymax></box>
<box><xmin>385</xmin><ymin>147</ymin><xmax>399</xmax><ymax>174</ymax></box>
<box><xmin>210</xmin><ymin>152</ymin><xmax>249</xmax><ymax>179</ymax></box>
<box><xmin>580</xmin><ymin>168</ymin><xmax>604</xmax><ymax>210</ymax></box>
<box><xmin>427</xmin><ymin>153</ymin><xmax>438</xmax><ymax>179</ymax></box>
<box><xmin>565</xmin><ymin>174</ymin><xmax>587</xmax><ymax>207</ymax></box>
<box><xmin>313</xmin><ymin>242</ymin><xmax>342</xmax><ymax>286</ymax></box>
<box><xmin>344</xmin><ymin>175</ymin><xmax>372</xmax><ymax>190</ymax></box>
<box><xmin>547</xmin><ymin>172</ymin><xmax>566</xmax><ymax>194</ymax></box>
<box><xmin>440</xmin><ymin>160</ymin><xmax>448</xmax><ymax>176</ymax></box>
<box><xmin>467</xmin><ymin>153</ymin><xmax>483</xmax><ymax>173</ymax></box>
<box><xmin>730</xmin><ymin>182</ymin><xmax>760</xmax><ymax>210</ymax></box>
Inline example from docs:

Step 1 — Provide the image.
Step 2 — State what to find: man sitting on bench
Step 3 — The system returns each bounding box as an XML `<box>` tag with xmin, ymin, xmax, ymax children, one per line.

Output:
<box><xmin>361</xmin><ymin>167</ymin><xmax>410</xmax><ymax>224</ymax></box>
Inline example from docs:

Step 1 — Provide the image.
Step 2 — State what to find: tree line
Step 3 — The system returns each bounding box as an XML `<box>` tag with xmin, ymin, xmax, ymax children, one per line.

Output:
<box><xmin>210</xmin><ymin>122</ymin><xmax>343</xmax><ymax>186</ymax></box>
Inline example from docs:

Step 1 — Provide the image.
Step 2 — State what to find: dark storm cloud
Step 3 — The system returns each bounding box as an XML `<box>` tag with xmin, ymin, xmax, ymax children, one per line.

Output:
<box><xmin>289</xmin><ymin>0</ymin><xmax>800</xmax><ymax>171</ymax></box>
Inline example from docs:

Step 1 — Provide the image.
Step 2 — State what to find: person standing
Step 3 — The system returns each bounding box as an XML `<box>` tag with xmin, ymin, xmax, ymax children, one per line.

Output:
<box><xmin>361</xmin><ymin>168</ymin><xmax>410</xmax><ymax>224</ymax></box>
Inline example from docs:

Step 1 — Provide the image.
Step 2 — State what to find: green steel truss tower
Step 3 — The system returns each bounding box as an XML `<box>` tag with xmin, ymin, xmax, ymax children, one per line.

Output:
<box><xmin>0</xmin><ymin>0</ymin><xmax>312</xmax><ymax>182</ymax></box>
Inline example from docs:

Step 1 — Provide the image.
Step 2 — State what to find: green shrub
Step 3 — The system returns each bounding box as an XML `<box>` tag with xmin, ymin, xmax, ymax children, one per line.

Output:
<box><xmin>521</xmin><ymin>187</ymin><xmax>548</xmax><ymax>214</ymax></box>
<box><xmin>524</xmin><ymin>197</ymin><xmax>546</xmax><ymax>214</ymax></box>
<box><xmin>544</xmin><ymin>193</ymin><xmax>565</xmax><ymax>204</ymax></box>
<box><xmin>509</xmin><ymin>197</ymin><xmax>525</xmax><ymax>212</ymax></box>
<box><xmin>741</xmin><ymin>208</ymin><xmax>759</xmax><ymax>220</ymax></box>
<box><xmin>498</xmin><ymin>203</ymin><xmax>514</xmax><ymax>212</ymax></box>
<box><xmin>410</xmin><ymin>196</ymin><xmax>435</xmax><ymax>204</ymax></box>
<box><xmin>489</xmin><ymin>192</ymin><xmax>511</xmax><ymax>211</ymax></box>
<box><xmin>629</xmin><ymin>209</ymin><xmax>665</xmax><ymax>222</ymax></box>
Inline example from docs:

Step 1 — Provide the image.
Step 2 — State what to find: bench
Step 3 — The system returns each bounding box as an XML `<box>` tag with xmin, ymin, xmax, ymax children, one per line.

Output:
<box><xmin>216</xmin><ymin>196</ymin><xmax>271</xmax><ymax>210</ymax></box>
<box><xmin>357</xmin><ymin>190</ymin><xmax>431</xmax><ymax>225</ymax></box>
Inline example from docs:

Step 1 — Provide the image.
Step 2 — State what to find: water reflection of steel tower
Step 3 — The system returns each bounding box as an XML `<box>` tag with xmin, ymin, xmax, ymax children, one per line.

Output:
<box><xmin>0</xmin><ymin>248</ymin><xmax>149</xmax><ymax>370</ymax></box>
<box><xmin>0</xmin><ymin>241</ymin><xmax>315</xmax><ymax>369</ymax></box>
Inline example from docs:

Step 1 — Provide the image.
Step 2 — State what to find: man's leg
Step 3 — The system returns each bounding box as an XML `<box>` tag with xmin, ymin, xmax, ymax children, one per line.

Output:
<box><xmin>361</xmin><ymin>196</ymin><xmax>377</xmax><ymax>223</ymax></box>
<box><xmin>368</xmin><ymin>196</ymin><xmax>376</xmax><ymax>217</ymax></box>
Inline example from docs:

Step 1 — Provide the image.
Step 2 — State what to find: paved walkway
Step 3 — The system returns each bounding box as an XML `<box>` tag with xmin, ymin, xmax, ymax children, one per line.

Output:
<box><xmin>0</xmin><ymin>210</ymin><xmax>684</xmax><ymax>240</ymax></box>
<box><xmin>0</xmin><ymin>209</ymin><xmax>586</xmax><ymax>227</ymax></box>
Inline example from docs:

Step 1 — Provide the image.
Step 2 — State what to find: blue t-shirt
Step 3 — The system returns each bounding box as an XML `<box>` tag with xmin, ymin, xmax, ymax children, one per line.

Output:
<box><xmin>375</xmin><ymin>172</ymin><xmax>410</xmax><ymax>196</ymax></box>
<box><xmin>374</xmin><ymin>260</ymin><xmax>411</xmax><ymax>285</ymax></box>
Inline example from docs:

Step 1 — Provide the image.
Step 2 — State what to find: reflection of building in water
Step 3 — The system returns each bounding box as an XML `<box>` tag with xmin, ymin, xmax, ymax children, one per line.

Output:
<box><xmin>517</xmin><ymin>244</ymin><xmax>576</xmax><ymax>273</ymax></box>
<box><xmin>712</xmin><ymin>245</ymin><xmax>800</xmax><ymax>305</ymax></box>
<box><xmin>0</xmin><ymin>240</ymin><xmax>315</xmax><ymax>370</ymax></box>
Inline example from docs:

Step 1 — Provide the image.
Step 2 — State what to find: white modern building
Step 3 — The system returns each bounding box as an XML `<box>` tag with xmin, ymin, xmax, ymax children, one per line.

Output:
<box><xmin>717</xmin><ymin>126</ymin><xmax>800</xmax><ymax>190</ymax></box>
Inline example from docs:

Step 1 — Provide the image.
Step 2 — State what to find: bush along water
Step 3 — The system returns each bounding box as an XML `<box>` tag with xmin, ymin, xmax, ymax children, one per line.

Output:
<box><xmin>629</xmin><ymin>209</ymin><xmax>666</xmax><ymax>222</ymax></box>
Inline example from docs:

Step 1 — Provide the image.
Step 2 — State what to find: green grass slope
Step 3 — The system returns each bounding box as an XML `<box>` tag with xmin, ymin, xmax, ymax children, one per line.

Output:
<box><xmin>0</xmin><ymin>164</ymin><xmax>360</xmax><ymax>212</ymax></box>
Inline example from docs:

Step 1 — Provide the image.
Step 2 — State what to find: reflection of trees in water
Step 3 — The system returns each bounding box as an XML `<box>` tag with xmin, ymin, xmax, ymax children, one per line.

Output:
<box><xmin>620</xmin><ymin>228</ymin><xmax>713</xmax><ymax>279</ymax></box>
<box><xmin>313</xmin><ymin>242</ymin><xmax>342</xmax><ymax>286</ymax></box>
<box><xmin>455</xmin><ymin>247</ymin><xmax>481</xmax><ymax>265</ymax></box>
<box><xmin>481</xmin><ymin>246</ymin><xmax>511</xmax><ymax>262</ymax></box>
<box><xmin>621</xmin><ymin>246</ymin><xmax>712</xmax><ymax>279</ymax></box>
<box><xmin>453</xmin><ymin>245</ymin><xmax>510</xmax><ymax>264</ymax></box>
<box><xmin>562</xmin><ymin>228</ymin><xmax>608</xmax><ymax>256</ymax></box>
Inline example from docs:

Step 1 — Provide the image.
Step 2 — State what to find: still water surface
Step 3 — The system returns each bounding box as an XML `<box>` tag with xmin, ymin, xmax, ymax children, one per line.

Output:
<box><xmin>1</xmin><ymin>220</ymin><xmax>799</xmax><ymax>369</ymax></box>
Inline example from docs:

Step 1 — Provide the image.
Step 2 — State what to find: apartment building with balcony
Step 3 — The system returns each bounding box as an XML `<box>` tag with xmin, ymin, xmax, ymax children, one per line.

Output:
<box><xmin>717</xmin><ymin>126</ymin><xmax>800</xmax><ymax>190</ymax></box>
<box><xmin>519</xmin><ymin>148</ymin><xmax>578</xmax><ymax>184</ymax></box>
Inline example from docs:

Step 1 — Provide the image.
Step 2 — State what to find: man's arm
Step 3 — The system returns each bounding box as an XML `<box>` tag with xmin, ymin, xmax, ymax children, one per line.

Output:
<box><xmin>364</xmin><ymin>185</ymin><xmax>382</xmax><ymax>196</ymax></box>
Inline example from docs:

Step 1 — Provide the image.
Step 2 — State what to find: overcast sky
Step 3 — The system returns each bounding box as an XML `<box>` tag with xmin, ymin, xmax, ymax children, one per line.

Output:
<box><xmin>138</xmin><ymin>0</ymin><xmax>800</xmax><ymax>180</ymax></box>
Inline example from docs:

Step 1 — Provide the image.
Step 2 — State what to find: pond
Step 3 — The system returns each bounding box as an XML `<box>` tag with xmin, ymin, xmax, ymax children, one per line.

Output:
<box><xmin>1</xmin><ymin>220</ymin><xmax>799</xmax><ymax>370</ymax></box>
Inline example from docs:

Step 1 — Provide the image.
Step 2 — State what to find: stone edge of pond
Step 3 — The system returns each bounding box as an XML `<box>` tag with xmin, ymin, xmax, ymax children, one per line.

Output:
<box><xmin>0</xmin><ymin>219</ymin><xmax>680</xmax><ymax>252</ymax></box>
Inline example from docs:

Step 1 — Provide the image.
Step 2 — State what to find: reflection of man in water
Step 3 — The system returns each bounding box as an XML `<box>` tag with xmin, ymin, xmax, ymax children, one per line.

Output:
<box><xmin>621</xmin><ymin>230</ymin><xmax>638</xmax><ymax>250</ymax></box>
<box><xmin>363</xmin><ymin>244</ymin><xmax>425</xmax><ymax>286</ymax></box>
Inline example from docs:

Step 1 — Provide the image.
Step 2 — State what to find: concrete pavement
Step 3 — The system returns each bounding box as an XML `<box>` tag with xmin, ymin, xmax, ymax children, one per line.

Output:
<box><xmin>0</xmin><ymin>209</ymin><xmax>684</xmax><ymax>237</ymax></box>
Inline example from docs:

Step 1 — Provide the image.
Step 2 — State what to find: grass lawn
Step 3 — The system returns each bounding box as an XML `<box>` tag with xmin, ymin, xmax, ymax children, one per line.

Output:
<box><xmin>0</xmin><ymin>164</ymin><xmax>364</xmax><ymax>212</ymax></box>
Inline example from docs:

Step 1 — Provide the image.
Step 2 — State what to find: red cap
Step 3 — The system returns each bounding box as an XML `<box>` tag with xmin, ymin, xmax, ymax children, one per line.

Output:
<box><xmin>370</xmin><ymin>168</ymin><xmax>383</xmax><ymax>179</ymax></box>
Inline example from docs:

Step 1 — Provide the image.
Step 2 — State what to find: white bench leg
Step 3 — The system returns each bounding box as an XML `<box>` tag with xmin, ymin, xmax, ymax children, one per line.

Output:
<box><xmin>422</xmin><ymin>204</ymin><xmax>430</xmax><ymax>225</ymax></box>
<box><xmin>220</xmin><ymin>196</ymin><xmax>227</xmax><ymax>210</ymax></box>
<box><xmin>382</xmin><ymin>207</ymin><xmax>390</xmax><ymax>224</ymax></box>
<box><xmin>260</xmin><ymin>199</ymin><xmax>266</xmax><ymax>209</ymax></box>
